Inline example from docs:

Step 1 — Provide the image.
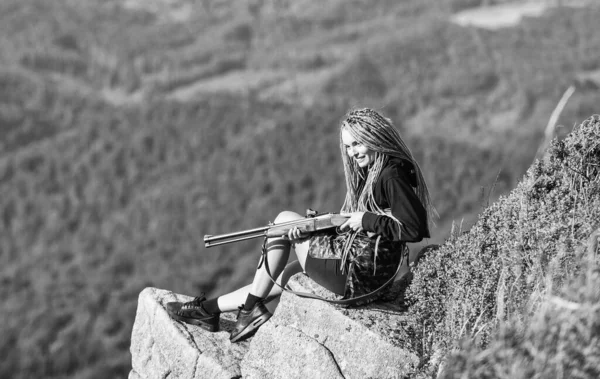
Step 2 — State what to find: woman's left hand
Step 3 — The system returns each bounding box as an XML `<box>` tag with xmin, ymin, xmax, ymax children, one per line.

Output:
<box><xmin>288</xmin><ymin>226</ymin><xmax>310</xmax><ymax>243</ymax></box>
<box><xmin>340</xmin><ymin>212</ymin><xmax>365</xmax><ymax>232</ymax></box>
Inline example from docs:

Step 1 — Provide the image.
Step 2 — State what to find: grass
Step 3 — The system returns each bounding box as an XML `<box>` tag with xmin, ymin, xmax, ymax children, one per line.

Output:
<box><xmin>407</xmin><ymin>115</ymin><xmax>600</xmax><ymax>377</ymax></box>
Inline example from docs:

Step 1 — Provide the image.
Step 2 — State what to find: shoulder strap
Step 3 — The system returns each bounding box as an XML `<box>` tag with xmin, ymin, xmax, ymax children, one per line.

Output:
<box><xmin>262</xmin><ymin>240</ymin><xmax>405</xmax><ymax>306</ymax></box>
<box><xmin>283</xmin><ymin>261</ymin><xmax>403</xmax><ymax>306</ymax></box>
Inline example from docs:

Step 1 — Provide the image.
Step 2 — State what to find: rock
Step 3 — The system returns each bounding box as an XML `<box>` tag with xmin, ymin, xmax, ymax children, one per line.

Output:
<box><xmin>241</xmin><ymin>273</ymin><xmax>419</xmax><ymax>379</ymax></box>
<box><xmin>129</xmin><ymin>287</ymin><xmax>250</xmax><ymax>379</ymax></box>
<box><xmin>241</xmin><ymin>322</ymin><xmax>345</xmax><ymax>379</ymax></box>
<box><xmin>130</xmin><ymin>274</ymin><xmax>419</xmax><ymax>378</ymax></box>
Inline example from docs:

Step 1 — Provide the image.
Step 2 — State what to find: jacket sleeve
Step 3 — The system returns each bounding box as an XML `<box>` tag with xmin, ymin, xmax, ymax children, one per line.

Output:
<box><xmin>361</xmin><ymin>173</ymin><xmax>428</xmax><ymax>242</ymax></box>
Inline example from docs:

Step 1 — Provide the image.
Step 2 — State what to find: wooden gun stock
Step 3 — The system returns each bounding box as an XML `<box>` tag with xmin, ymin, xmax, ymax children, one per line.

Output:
<box><xmin>204</xmin><ymin>213</ymin><xmax>349</xmax><ymax>248</ymax></box>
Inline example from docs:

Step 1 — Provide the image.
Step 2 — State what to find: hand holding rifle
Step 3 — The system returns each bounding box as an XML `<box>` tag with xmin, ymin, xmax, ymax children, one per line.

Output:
<box><xmin>204</xmin><ymin>209</ymin><xmax>350</xmax><ymax>248</ymax></box>
<box><xmin>339</xmin><ymin>212</ymin><xmax>365</xmax><ymax>233</ymax></box>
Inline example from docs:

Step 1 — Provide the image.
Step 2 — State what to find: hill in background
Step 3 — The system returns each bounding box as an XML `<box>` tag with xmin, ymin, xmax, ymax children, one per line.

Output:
<box><xmin>0</xmin><ymin>0</ymin><xmax>599</xmax><ymax>377</ymax></box>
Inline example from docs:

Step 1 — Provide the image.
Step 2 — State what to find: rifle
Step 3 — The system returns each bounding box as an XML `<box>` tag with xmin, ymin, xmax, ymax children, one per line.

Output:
<box><xmin>204</xmin><ymin>210</ymin><xmax>349</xmax><ymax>248</ymax></box>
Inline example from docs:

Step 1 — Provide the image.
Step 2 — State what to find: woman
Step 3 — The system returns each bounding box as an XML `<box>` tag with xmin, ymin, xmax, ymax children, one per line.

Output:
<box><xmin>167</xmin><ymin>108</ymin><xmax>434</xmax><ymax>343</ymax></box>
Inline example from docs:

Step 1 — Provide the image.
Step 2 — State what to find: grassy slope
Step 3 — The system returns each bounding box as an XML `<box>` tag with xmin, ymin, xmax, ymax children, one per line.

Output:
<box><xmin>408</xmin><ymin>115</ymin><xmax>600</xmax><ymax>377</ymax></box>
<box><xmin>0</xmin><ymin>0</ymin><xmax>599</xmax><ymax>377</ymax></box>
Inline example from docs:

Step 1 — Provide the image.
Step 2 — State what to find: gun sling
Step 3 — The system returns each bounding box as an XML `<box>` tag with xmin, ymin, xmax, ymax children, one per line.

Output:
<box><xmin>261</xmin><ymin>238</ymin><xmax>404</xmax><ymax>306</ymax></box>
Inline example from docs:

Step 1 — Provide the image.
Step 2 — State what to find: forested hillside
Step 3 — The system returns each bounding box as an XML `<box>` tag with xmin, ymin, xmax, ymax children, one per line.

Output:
<box><xmin>1</xmin><ymin>0</ymin><xmax>599</xmax><ymax>377</ymax></box>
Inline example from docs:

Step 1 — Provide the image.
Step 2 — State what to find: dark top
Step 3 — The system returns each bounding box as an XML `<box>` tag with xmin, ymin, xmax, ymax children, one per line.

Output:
<box><xmin>361</xmin><ymin>158</ymin><xmax>429</xmax><ymax>242</ymax></box>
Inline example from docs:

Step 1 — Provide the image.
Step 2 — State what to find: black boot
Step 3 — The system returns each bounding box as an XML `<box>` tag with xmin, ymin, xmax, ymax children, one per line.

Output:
<box><xmin>229</xmin><ymin>300</ymin><xmax>271</xmax><ymax>343</ymax></box>
<box><xmin>167</xmin><ymin>294</ymin><xmax>220</xmax><ymax>332</ymax></box>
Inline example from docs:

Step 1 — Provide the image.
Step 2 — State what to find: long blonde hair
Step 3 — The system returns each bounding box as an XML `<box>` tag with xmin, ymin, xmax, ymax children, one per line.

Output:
<box><xmin>339</xmin><ymin>108</ymin><xmax>436</xmax><ymax>229</ymax></box>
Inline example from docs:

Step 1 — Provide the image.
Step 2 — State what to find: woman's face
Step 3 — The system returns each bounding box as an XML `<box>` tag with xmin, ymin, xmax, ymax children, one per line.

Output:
<box><xmin>341</xmin><ymin>128</ymin><xmax>377</xmax><ymax>168</ymax></box>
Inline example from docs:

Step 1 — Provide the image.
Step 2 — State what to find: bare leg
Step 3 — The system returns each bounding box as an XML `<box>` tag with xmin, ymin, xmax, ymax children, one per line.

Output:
<box><xmin>217</xmin><ymin>260</ymin><xmax>303</xmax><ymax>313</ymax></box>
<box><xmin>216</xmin><ymin>210</ymin><xmax>313</xmax><ymax>312</ymax></box>
<box><xmin>247</xmin><ymin>211</ymin><xmax>306</xmax><ymax>297</ymax></box>
<box><xmin>167</xmin><ymin>211</ymin><xmax>315</xmax><ymax>338</ymax></box>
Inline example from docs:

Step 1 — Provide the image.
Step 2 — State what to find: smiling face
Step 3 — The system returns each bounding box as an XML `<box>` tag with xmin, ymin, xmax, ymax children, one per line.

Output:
<box><xmin>341</xmin><ymin>128</ymin><xmax>377</xmax><ymax>168</ymax></box>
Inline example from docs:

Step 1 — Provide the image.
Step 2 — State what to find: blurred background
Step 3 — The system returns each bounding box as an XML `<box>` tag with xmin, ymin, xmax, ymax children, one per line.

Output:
<box><xmin>1</xmin><ymin>0</ymin><xmax>598</xmax><ymax>377</ymax></box>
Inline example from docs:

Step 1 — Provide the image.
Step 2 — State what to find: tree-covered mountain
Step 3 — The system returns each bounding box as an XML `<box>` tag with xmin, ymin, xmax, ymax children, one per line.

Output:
<box><xmin>1</xmin><ymin>0</ymin><xmax>598</xmax><ymax>377</ymax></box>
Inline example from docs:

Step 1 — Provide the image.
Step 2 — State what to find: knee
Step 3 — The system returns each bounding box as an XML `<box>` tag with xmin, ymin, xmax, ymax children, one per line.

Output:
<box><xmin>274</xmin><ymin>211</ymin><xmax>302</xmax><ymax>224</ymax></box>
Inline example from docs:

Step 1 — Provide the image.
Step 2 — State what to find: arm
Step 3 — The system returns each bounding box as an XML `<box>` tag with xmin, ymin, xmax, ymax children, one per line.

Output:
<box><xmin>362</xmin><ymin>173</ymin><xmax>428</xmax><ymax>242</ymax></box>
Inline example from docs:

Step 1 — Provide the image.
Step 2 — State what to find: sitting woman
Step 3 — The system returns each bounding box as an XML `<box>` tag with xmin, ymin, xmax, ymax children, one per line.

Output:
<box><xmin>167</xmin><ymin>108</ymin><xmax>434</xmax><ymax>343</ymax></box>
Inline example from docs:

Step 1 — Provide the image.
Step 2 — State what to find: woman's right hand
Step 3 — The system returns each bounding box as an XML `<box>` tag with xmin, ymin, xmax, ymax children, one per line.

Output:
<box><xmin>288</xmin><ymin>226</ymin><xmax>309</xmax><ymax>243</ymax></box>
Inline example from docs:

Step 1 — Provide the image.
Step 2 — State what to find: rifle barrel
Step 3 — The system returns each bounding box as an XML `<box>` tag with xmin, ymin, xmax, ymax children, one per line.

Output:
<box><xmin>204</xmin><ymin>225</ymin><xmax>270</xmax><ymax>248</ymax></box>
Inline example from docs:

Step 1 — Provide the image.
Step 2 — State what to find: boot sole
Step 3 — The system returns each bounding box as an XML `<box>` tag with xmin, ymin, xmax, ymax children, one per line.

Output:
<box><xmin>229</xmin><ymin>313</ymin><xmax>271</xmax><ymax>343</ymax></box>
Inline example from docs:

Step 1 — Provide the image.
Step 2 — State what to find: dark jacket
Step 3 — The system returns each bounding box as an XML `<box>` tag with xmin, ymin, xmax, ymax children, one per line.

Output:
<box><xmin>361</xmin><ymin>158</ymin><xmax>429</xmax><ymax>242</ymax></box>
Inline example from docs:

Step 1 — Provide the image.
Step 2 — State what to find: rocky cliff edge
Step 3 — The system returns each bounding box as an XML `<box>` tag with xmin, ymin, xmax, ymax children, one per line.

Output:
<box><xmin>130</xmin><ymin>272</ymin><xmax>419</xmax><ymax>379</ymax></box>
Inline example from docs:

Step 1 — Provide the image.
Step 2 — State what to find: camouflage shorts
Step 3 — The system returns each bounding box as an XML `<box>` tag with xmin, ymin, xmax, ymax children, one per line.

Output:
<box><xmin>308</xmin><ymin>230</ymin><xmax>407</xmax><ymax>304</ymax></box>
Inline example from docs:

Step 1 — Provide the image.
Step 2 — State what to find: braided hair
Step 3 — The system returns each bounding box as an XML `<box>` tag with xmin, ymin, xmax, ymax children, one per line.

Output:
<box><xmin>339</xmin><ymin>108</ymin><xmax>436</xmax><ymax>230</ymax></box>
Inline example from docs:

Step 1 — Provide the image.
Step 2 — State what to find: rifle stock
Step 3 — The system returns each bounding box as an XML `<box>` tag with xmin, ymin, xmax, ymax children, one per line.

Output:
<box><xmin>204</xmin><ymin>213</ymin><xmax>349</xmax><ymax>248</ymax></box>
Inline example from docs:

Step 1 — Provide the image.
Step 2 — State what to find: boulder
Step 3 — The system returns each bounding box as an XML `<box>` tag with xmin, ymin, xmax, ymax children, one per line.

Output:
<box><xmin>241</xmin><ymin>273</ymin><xmax>419</xmax><ymax>379</ymax></box>
<box><xmin>129</xmin><ymin>287</ymin><xmax>250</xmax><ymax>379</ymax></box>
<box><xmin>130</xmin><ymin>274</ymin><xmax>419</xmax><ymax>378</ymax></box>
